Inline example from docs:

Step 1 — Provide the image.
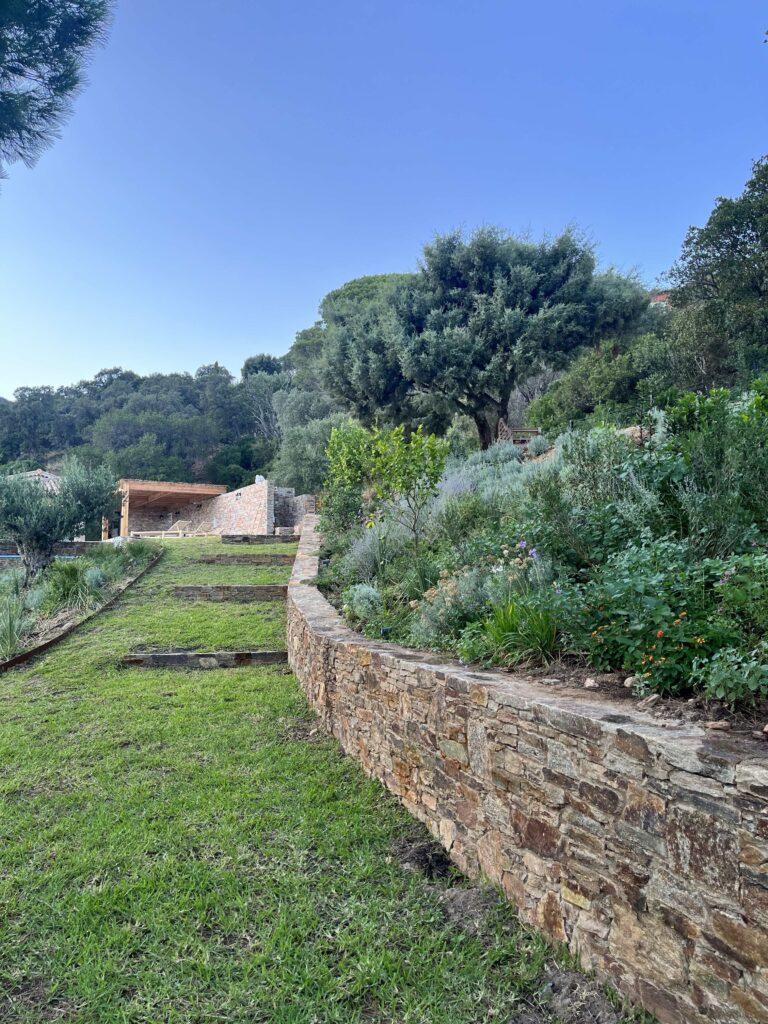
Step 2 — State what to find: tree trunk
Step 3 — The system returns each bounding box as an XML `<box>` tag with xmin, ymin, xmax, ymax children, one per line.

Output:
<box><xmin>473</xmin><ymin>410</ymin><xmax>501</xmax><ymax>450</ymax></box>
<box><xmin>21</xmin><ymin>544</ymin><xmax>55</xmax><ymax>587</ymax></box>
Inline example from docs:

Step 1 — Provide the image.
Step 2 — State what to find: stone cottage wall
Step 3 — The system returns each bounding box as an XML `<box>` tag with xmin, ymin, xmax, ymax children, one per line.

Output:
<box><xmin>274</xmin><ymin>488</ymin><xmax>316</xmax><ymax>530</ymax></box>
<box><xmin>176</xmin><ymin>481</ymin><xmax>274</xmax><ymax>535</ymax></box>
<box><xmin>287</xmin><ymin>515</ymin><xmax>768</xmax><ymax>1024</ymax></box>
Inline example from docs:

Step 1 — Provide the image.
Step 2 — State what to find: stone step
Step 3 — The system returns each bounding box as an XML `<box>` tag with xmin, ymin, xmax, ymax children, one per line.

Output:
<box><xmin>198</xmin><ymin>554</ymin><xmax>294</xmax><ymax>566</ymax></box>
<box><xmin>222</xmin><ymin>534</ymin><xmax>297</xmax><ymax>545</ymax></box>
<box><xmin>121</xmin><ymin>650</ymin><xmax>288</xmax><ymax>669</ymax></box>
<box><xmin>173</xmin><ymin>584</ymin><xmax>287</xmax><ymax>602</ymax></box>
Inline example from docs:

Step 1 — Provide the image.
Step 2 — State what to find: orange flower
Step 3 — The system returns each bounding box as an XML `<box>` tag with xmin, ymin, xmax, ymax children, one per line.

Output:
<box><xmin>656</xmin><ymin>630</ymin><xmax>664</xmax><ymax>638</ymax></box>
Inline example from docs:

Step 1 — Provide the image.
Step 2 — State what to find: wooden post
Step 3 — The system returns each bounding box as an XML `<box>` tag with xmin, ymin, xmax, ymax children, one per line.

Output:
<box><xmin>101</xmin><ymin>517</ymin><xmax>110</xmax><ymax>541</ymax></box>
<box><xmin>120</xmin><ymin>488</ymin><xmax>130</xmax><ymax>538</ymax></box>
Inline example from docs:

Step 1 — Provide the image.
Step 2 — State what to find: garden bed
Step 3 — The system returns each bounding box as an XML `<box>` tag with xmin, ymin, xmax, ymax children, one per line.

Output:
<box><xmin>320</xmin><ymin>404</ymin><xmax>768</xmax><ymax>727</ymax></box>
<box><xmin>0</xmin><ymin>542</ymin><xmax>162</xmax><ymax>672</ymax></box>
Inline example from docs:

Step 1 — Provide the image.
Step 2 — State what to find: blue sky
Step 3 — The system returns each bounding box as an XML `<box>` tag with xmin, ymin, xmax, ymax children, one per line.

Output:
<box><xmin>1</xmin><ymin>0</ymin><xmax>766</xmax><ymax>398</ymax></box>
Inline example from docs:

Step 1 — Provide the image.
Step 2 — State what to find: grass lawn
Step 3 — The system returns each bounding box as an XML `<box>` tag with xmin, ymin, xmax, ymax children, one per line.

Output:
<box><xmin>0</xmin><ymin>538</ymin><xmax>631</xmax><ymax>1023</ymax></box>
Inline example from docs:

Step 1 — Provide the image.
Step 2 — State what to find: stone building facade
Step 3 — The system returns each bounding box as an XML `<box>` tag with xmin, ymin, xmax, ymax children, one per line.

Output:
<box><xmin>121</xmin><ymin>479</ymin><xmax>314</xmax><ymax>537</ymax></box>
<box><xmin>287</xmin><ymin>516</ymin><xmax>768</xmax><ymax>1024</ymax></box>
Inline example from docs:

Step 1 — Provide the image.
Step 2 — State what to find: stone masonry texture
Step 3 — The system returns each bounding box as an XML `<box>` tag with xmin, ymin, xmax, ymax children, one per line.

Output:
<box><xmin>287</xmin><ymin>515</ymin><xmax>768</xmax><ymax>1024</ymax></box>
<box><xmin>128</xmin><ymin>481</ymin><xmax>274</xmax><ymax>536</ymax></box>
<box><xmin>173</xmin><ymin>584</ymin><xmax>287</xmax><ymax>602</ymax></box>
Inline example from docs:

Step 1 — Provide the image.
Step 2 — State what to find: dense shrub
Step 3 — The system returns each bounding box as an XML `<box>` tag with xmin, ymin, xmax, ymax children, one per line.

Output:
<box><xmin>526</xmin><ymin>435</ymin><xmax>550</xmax><ymax>457</ymax></box>
<box><xmin>43</xmin><ymin>560</ymin><xmax>106</xmax><ymax>612</ymax></box>
<box><xmin>342</xmin><ymin>584</ymin><xmax>384</xmax><ymax>629</ymax></box>
<box><xmin>581</xmin><ymin>540</ymin><xmax>739</xmax><ymax>695</ymax></box>
<box><xmin>324</xmin><ymin>379</ymin><xmax>768</xmax><ymax>705</ymax></box>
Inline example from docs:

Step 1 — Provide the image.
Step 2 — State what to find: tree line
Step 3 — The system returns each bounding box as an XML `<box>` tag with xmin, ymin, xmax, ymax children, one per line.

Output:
<box><xmin>2</xmin><ymin>156</ymin><xmax>765</xmax><ymax>491</ymax></box>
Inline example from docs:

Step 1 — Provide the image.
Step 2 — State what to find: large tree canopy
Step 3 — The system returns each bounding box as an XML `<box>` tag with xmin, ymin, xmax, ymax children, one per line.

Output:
<box><xmin>321</xmin><ymin>274</ymin><xmax>416</xmax><ymax>425</ymax></box>
<box><xmin>0</xmin><ymin>0</ymin><xmax>111</xmax><ymax>176</ymax></box>
<box><xmin>670</xmin><ymin>156</ymin><xmax>768</xmax><ymax>380</ymax></box>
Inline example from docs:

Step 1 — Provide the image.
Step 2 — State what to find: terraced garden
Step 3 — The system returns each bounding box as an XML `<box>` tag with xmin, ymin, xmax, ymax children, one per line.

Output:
<box><xmin>0</xmin><ymin>538</ymin><xmax>634</xmax><ymax>1023</ymax></box>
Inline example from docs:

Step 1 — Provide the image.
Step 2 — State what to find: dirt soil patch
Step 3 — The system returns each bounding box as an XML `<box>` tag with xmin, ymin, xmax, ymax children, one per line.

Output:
<box><xmin>523</xmin><ymin>660</ymin><xmax>768</xmax><ymax>741</ymax></box>
<box><xmin>392</xmin><ymin>835</ymin><xmax>457</xmax><ymax>880</ymax></box>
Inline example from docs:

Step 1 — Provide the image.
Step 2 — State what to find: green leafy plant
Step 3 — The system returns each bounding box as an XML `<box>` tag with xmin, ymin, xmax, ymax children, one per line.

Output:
<box><xmin>0</xmin><ymin>460</ymin><xmax>116</xmax><ymax>583</ymax></box>
<box><xmin>692</xmin><ymin>642</ymin><xmax>768</xmax><ymax>706</ymax></box>
<box><xmin>43</xmin><ymin>560</ymin><xmax>105</xmax><ymax>613</ymax></box>
<box><xmin>0</xmin><ymin>595</ymin><xmax>29</xmax><ymax>660</ymax></box>
<box><xmin>582</xmin><ymin>539</ymin><xmax>739</xmax><ymax>695</ymax></box>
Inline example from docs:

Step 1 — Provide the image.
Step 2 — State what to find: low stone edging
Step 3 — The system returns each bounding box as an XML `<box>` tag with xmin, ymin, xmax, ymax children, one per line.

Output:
<box><xmin>222</xmin><ymin>534</ymin><xmax>297</xmax><ymax>545</ymax></box>
<box><xmin>198</xmin><ymin>554</ymin><xmax>294</xmax><ymax>566</ymax></box>
<box><xmin>121</xmin><ymin>650</ymin><xmax>287</xmax><ymax>669</ymax></box>
<box><xmin>286</xmin><ymin>514</ymin><xmax>768</xmax><ymax>1024</ymax></box>
<box><xmin>174</xmin><ymin>584</ymin><xmax>287</xmax><ymax>602</ymax></box>
<box><xmin>0</xmin><ymin>551</ymin><xmax>165</xmax><ymax>674</ymax></box>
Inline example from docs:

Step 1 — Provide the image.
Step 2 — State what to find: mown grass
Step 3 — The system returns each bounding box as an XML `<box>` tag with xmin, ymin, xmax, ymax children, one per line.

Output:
<box><xmin>171</xmin><ymin>563</ymin><xmax>291</xmax><ymax>585</ymax></box>
<box><xmin>0</xmin><ymin>537</ymin><xmax>629</xmax><ymax>1023</ymax></box>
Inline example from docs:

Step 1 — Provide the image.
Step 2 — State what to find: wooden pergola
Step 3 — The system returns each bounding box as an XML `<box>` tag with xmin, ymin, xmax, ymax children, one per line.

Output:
<box><xmin>109</xmin><ymin>479</ymin><xmax>228</xmax><ymax>538</ymax></box>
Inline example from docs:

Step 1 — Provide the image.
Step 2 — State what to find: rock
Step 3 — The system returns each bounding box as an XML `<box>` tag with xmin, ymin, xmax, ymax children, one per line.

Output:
<box><xmin>705</xmin><ymin>720</ymin><xmax>731</xmax><ymax>731</ymax></box>
<box><xmin>624</xmin><ymin>675</ymin><xmax>637</xmax><ymax>689</ymax></box>
<box><xmin>583</xmin><ymin>676</ymin><xmax>599</xmax><ymax>690</ymax></box>
<box><xmin>638</xmin><ymin>693</ymin><xmax>661</xmax><ymax>709</ymax></box>
<box><xmin>764</xmin><ymin>723</ymin><xmax>768</xmax><ymax>736</ymax></box>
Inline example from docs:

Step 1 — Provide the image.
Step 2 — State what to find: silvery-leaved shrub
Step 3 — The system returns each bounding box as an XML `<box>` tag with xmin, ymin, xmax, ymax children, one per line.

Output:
<box><xmin>342</xmin><ymin>583</ymin><xmax>383</xmax><ymax>626</ymax></box>
<box><xmin>408</xmin><ymin>567</ymin><xmax>493</xmax><ymax>650</ymax></box>
<box><xmin>340</xmin><ymin>520</ymin><xmax>410</xmax><ymax>583</ymax></box>
<box><xmin>527</xmin><ymin>435</ymin><xmax>550</xmax><ymax>457</ymax></box>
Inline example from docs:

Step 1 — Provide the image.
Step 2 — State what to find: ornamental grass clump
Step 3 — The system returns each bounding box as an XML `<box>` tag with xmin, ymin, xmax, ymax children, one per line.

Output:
<box><xmin>0</xmin><ymin>594</ymin><xmax>29</xmax><ymax>660</ymax></box>
<box><xmin>457</xmin><ymin>541</ymin><xmax>573</xmax><ymax>667</ymax></box>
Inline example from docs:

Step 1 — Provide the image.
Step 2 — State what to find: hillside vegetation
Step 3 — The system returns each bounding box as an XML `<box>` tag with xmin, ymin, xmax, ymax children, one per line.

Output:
<box><xmin>3</xmin><ymin>159</ymin><xmax>764</xmax><ymax>497</ymax></box>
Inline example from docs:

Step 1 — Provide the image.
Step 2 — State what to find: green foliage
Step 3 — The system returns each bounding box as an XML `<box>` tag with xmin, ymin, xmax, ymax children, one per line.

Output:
<box><xmin>342</xmin><ymin>583</ymin><xmax>383</xmax><ymax>627</ymax></box>
<box><xmin>42</xmin><ymin>559</ymin><xmax>105</xmax><ymax>613</ymax></box>
<box><xmin>240</xmin><ymin>353</ymin><xmax>283</xmax><ymax>377</ymax></box>
<box><xmin>692</xmin><ymin>642</ymin><xmax>768</xmax><ymax>706</ymax></box>
<box><xmin>666</xmin><ymin>386</ymin><xmax>768</xmax><ymax>555</ymax></box>
<box><xmin>528</xmin><ymin>333</ymin><xmax>674</xmax><ymax>433</ymax></box>
<box><xmin>320</xmin><ymin>274</ymin><xmax>417</xmax><ymax>425</ymax></box>
<box><xmin>370</xmin><ymin>426</ymin><xmax>449</xmax><ymax>547</ymax></box>
<box><xmin>457</xmin><ymin>545</ymin><xmax>570</xmax><ymax>667</ymax></box>
<box><xmin>526</xmin><ymin>435</ymin><xmax>550</xmax><ymax>457</ymax></box>
<box><xmin>464</xmin><ymin>597</ymin><xmax>562</xmax><ymax>667</ymax></box>
<box><xmin>0</xmin><ymin>0</ymin><xmax>111</xmax><ymax>176</ymax></box>
<box><xmin>670</xmin><ymin>156</ymin><xmax>768</xmax><ymax>382</ymax></box>
<box><xmin>408</xmin><ymin>567</ymin><xmax>493</xmax><ymax>650</ymax></box>
<box><xmin>271</xmin><ymin>413</ymin><xmax>348</xmax><ymax>495</ymax></box>
<box><xmin>0</xmin><ymin>594</ymin><xmax>29</xmax><ymax>659</ymax></box>
<box><xmin>397</xmin><ymin>228</ymin><xmax>647</xmax><ymax>446</ymax></box>
<box><xmin>582</xmin><ymin>540</ymin><xmax>737</xmax><ymax>695</ymax></box>
<box><xmin>0</xmin><ymin>460</ymin><xmax>116</xmax><ymax>581</ymax></box>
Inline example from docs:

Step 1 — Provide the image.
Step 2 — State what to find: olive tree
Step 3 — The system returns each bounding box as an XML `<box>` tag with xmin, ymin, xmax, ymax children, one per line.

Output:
<box><xmin>0</xmin><ymin>460</ymin><xmax>116</xmax><ymax>582</ymax></box>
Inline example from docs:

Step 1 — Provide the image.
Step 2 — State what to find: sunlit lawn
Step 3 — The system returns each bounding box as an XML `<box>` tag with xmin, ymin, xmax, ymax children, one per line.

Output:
<box><xmin>0</xmin><ymin>536</ymin><xmax>591</xmax><ymax>1023</ymax></box>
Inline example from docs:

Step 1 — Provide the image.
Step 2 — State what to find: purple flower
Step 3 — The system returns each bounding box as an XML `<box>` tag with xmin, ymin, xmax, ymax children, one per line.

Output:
<box><xmin>517</xmin><ymin>539</ymin><xmax>527</xmax><ymax>549</ymax></box>
<box><xmin>529</xmin><ymin>548</ymin><xmax>538</xmax><ymax>559</ymax></box>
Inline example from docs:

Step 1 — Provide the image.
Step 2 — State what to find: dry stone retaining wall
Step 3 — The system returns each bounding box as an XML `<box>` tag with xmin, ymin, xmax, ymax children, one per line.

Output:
<box><xmin>287</xmin><ymin>515</ymin><xmax>768</xmax><ymax>1024</ymax></box>
<box><xmin>174</xmin><ymin>584</ymin><xmax>287</xmax><ymax>602</ymax></box>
